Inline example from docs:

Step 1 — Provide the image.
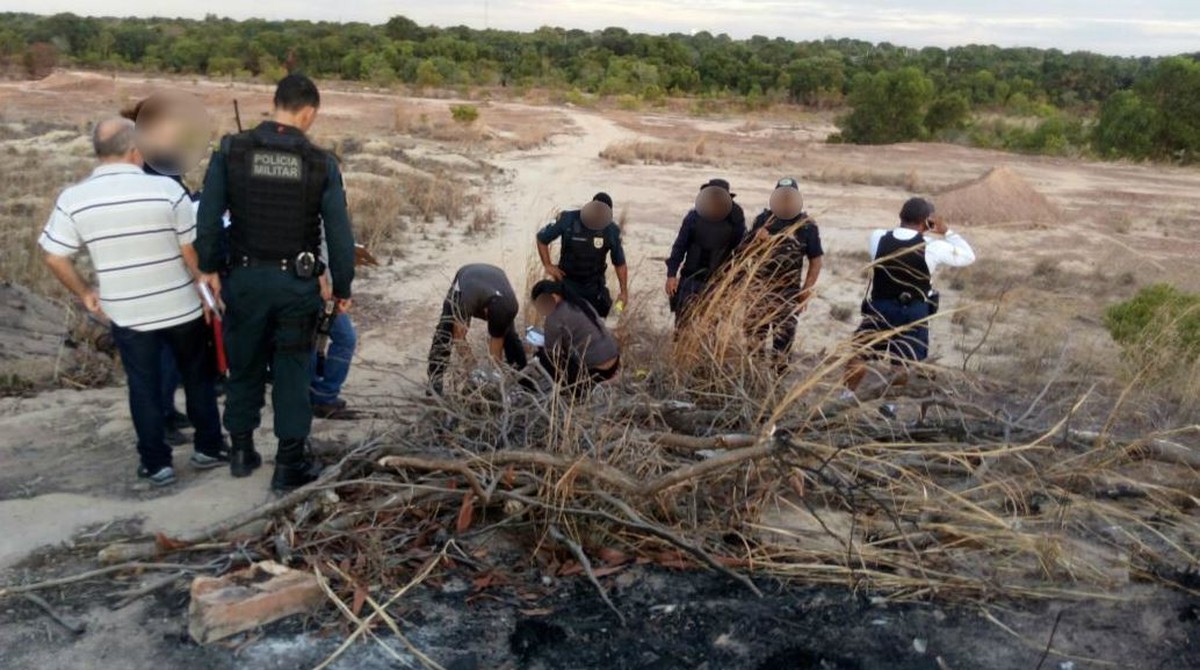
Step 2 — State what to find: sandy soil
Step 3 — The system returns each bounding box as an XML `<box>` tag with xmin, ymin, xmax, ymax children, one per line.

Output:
<box><xmin>1</xmin><ymin>71</ymin><xmax>1199</xmax><ymax>669</ymax></box>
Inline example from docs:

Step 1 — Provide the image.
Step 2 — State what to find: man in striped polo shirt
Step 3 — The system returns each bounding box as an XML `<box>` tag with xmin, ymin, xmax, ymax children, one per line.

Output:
<box><xmin>39</xmin><ymin>117</ymin><xmax>227</xmax><ymax>487</ymax></box>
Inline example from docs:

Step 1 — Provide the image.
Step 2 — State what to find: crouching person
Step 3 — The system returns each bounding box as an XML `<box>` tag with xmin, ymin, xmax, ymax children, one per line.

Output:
<box><xmin>531</xmin><ymin>280</ymin><xmax>620</xmax><ymax>394</ymax></box>
<box><xmin>428</xmin><ymin>263</ymin><xmax>527</xmax><ymax>395</ymax></box>
<box><xmin>40</xmin><ymin>117</ymin><xmax>226</xmax><ymax>487</ymax></box>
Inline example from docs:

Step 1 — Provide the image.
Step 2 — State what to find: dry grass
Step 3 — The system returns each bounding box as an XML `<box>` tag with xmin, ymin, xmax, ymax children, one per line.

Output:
<box><xmin>804</xmin><ymin>166</ymin><xmax>924</xmax><ymax>191</ymax></box>
<box><xmin>394</xmin><ymin>105</ymin><xmax>487</xmax><ymax>144</ymax></box>
<box><xmin>600</xmin><ymin>137</ymin><xmax>713</xmax><ymax>166</ymax></box>
<box><xmin>0</xmin><ymin>128</ymin><xmax>93</xmax><ymax>295</ymax></box>
<box><xmin>250</xmin><ymin>247</ymin><xmax>1200</xmax><ymax>631</ymax></box>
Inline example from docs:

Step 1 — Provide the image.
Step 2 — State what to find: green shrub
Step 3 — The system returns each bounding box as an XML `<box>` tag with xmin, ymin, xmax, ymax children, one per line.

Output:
<box><xmin>450</xmin><ymin>104</ymin><xmax>479</xmax><ymax>124</ymax></box>
<box><xmin>1105</xmin><ymin>284</ymin><xmax>1200</xmax><ymax>361</ymax></box>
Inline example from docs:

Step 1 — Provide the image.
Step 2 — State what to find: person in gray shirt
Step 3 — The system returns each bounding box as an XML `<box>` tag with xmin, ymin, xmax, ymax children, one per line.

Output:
<box><xmin>531</xmin><ymin>280</ymin><xmax>620</xmax><ymax>393</ymax></box>
<box><xmin>428</xmin><ymin>264</ymin><xmax>526</xmax><ymax>395</ymax></box>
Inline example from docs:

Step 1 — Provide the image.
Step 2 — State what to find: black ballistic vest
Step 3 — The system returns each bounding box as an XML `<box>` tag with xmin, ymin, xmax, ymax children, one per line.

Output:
<box><xmin>224</xmin><ymin>125</ymin><xmax>327</xmax><ymax>261</ymax></box>
<box><xmin>682</xmin><ymin>212</ymin><xmax>738</xmax><ymax>282</ymax></box>
<box><xmin>558</xmin><ymin>210</ymin><xmax>610</xmax><ymax>284</ymax></box>
<box><xmin>758</xmin><ymin>211</ymin><xmax>810</xmax><ymax>284</ymax></box>
<box><xmin>871</xmin><ymin>231</ymin><xmax>932</xmax><ymax>301</ymax></box>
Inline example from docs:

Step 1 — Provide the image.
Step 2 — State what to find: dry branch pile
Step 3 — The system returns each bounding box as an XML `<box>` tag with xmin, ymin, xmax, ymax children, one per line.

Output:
<box><xmin>3</xmin><ymin>246</ymin><xmax>1198</xmax><ymax>660</ymax></box>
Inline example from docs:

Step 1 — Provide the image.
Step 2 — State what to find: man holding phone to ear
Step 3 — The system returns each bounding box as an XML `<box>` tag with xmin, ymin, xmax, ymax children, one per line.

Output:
<box><xmin>845</xmin><ymin>197</ymin><xmax>975</xmax><ymax>394</ymax></box>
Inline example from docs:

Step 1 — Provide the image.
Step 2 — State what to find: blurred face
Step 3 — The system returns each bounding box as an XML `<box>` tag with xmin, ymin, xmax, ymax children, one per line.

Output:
<box><xmin>695</xmin><ymin>186</ymin><xmax>733</xmax><ymax>223</ymax></box>
<box><xmin>535</xmin><ymin>293</ymin><xmax>558</xmax><ymax>317</ymax></box>
<box><xmin>769</xmin><ymin>187</ymin><xmax>804</xmax><ymax>220</ymax></box>
<box><xmin>134</xmin><ymin>93</ymin><xmax>210</xmax><ymax>176</ymax></box>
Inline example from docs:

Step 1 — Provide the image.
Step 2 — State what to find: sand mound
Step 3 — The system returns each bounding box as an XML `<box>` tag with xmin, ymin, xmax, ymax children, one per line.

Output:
<box><xmin>934</xmin><ymin>166</ymin><xmax>1060</xmax><ymax>227</ymax></box>
<box><xmin>32</xmin><ymin>71</ymin><xmax>116</xmax><ymax>96</ymax></box>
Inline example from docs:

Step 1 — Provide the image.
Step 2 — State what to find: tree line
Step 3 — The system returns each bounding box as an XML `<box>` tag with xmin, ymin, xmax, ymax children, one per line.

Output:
<box><xmin>1</xmin><ymin>12</ymin><xmax>1196</xmax><ymax>162</ymax></box>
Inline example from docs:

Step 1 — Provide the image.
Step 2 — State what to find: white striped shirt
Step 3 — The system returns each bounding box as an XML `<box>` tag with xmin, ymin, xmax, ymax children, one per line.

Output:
<box><xmin>39</xmin><ymin>163</ymin><xmax>203</xmax><ymax>332</ymax></box>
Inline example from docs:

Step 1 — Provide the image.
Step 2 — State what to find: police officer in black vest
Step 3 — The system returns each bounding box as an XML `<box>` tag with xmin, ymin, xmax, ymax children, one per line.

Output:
<box><xmin>665</xmin><ymin>180</ymin><xmax>747</xmax><ymax>327</ymax></box>
<box><xmin>536</xmin><ymin>193</ymin><xmax>628</xmax><ymax>318</ymax></box>
<box><xmin>744</xmin><ymin>178</ymin><xmax>824</xmax><ymax>369</ymax></box>
<box><xmin>196</xmin><ymin>74</ymin><xmax>356</xmax><ymax>492</ymax></box>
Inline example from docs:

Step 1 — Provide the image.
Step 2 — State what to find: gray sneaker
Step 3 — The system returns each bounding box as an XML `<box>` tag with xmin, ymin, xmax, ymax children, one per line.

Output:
<box><xmin>137</xmin><ymin>465</ymin><xmax>177</xmax><ymax>487</ymax></box>
<box><xmin>190</xmin><ymin>451</ymin><xmax>229</xmax><ymax>470</ymax></box>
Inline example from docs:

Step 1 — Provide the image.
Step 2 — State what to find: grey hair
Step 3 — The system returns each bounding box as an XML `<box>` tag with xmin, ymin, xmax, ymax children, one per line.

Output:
<box><xmin>92</xmin><ymin>117</ymin><xmax>136</xmax><ymax>158</ymax></box>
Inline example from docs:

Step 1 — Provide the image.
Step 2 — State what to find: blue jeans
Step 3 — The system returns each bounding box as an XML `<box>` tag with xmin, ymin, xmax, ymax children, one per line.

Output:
<box><xmin>112</xmin><ymin>317</ymin><xmax>224</xmax><ymax>471</ymax></box>
<box><xmin>310</xmin><ymin>313</ymin><xmax>357</xmax><ymax>405</ymax></box>
<box><xmin>855</xmin><ymin>298</ymin><xmax>931</xmax><ymax>362</ymax></box>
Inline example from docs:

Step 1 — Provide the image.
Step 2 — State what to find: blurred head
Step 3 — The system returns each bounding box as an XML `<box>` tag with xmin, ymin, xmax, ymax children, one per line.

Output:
<box><xmin>124</xmin><ymin>92</ymin><xmax>208</xmax><ymax>176</ymax></box>
<box><xmin>695</xmin><ymin>185</ymin><xmax>734</xmax><ymax>223</ymax></box>
<box><xmin>592</xmin><ymin>192</ymin><xmax>613</xmax><ymax>209</ymax></box>
<box><xmin>273</xmin><ymin>74</ymin><xmax>321</xmax><ymax>131</ymax></box>
<box><xmin>900</xmin><ymin>197</ymin><xmax>936</xmax><ymax>228</ymax></box>
<box><xmin>531</xmin><ymin>280</ymin><xmax>564</xmax><ymax>317</ymax></box>
<box><xmin>700</xmin><ymin>178</ymin><xmax>735</xmax><ymax>198</ymax></box>
<box><xmin>580</xmin><ymin>199</ymin><xmax>613</xmax><ymax>231</ymax></box>
<box><xmin>92</xmin><ymin>117</ymin><xmax>140</xmax><ymax>166</ymax></box>
<box><xmin>769</xmin><ymin>178</ymin><xmax>804</xmax><ymax>220</ymax></box>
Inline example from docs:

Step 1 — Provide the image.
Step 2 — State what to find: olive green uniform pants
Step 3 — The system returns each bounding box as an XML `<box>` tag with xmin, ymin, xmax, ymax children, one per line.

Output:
<box><xmin>223</xmin><ymin>267</ymin><xmax>321</xmax><ymax>440</ymax></box>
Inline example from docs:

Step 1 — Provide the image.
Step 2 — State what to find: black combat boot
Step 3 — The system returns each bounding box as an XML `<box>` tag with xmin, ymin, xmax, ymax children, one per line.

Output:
<box><xmin>229</xmin><ymin>432</ymin><xmax>262</xmax><ymax>478</ymax></box>
<box><xmin>270</xmin><ymin>438</ymin><xmax>324</xmax><ymax>492</ymax></box>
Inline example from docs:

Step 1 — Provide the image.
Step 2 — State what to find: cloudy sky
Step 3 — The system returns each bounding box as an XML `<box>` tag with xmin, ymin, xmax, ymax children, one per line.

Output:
<box><xmin>11</xmin><ymin>1</ymin><xmax>1199</xmax><ymax>56</ymax></box>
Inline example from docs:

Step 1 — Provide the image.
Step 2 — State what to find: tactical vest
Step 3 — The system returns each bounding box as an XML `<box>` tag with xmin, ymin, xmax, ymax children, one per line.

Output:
<box><xmin>681</xmin><ymin>212</ymin><xmax>738</xmax><ymax>282</ymax></box>
<box><xmin>558</xmin><ymin>210</ymin><xmax>609</xmax><ymax>284</ymax></box>
<box><xmin>871</xmin><ymin>231</ymin><xmax>932</xmax><ymax>301</ymax></box>
<box><xmin>224</xmin><ymin>125</ymin><xmax>327</xmax><ymax>261</ymax></box>
<box><xmin>758</xmin><ymin>211</ymin><xmax>810</xmax><ymax>282</ymax></box>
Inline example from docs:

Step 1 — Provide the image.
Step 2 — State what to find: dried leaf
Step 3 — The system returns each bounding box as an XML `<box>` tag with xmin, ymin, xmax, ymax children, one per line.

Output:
<box><xmin>519</xmin><ymin>608</ymin><xmax>553</xmax><ymax>616</ymax></box>
<box><xmin>351</xmin><ymin>584</ymin><xmax>367</xmax><ymax>617</ymax></box>
<box><xmin>558</xmin><ymin>561</ymin><xmax>582</xmax><ymax>577</ymax></box>
<box><xmin>154</xmin><ymin>532</ymin><xmax>187</xmax><ymax>551</ymax></box>
<box><xmin>596</xmin><ymin>547</ymin><xmax>632</xmax><ymax>565</ymax></box>
<box><xmin>456</xmin><ymin>490</ymin><xmax>476</xmax><ymax>533</ymax></box>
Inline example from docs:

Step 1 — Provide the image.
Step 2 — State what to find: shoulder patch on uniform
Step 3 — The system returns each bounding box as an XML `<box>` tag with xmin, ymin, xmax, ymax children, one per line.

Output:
<box><xmin>251</xmin><ymin>150</ymin><xmax>303</xmax><ymax>181</ymax></box>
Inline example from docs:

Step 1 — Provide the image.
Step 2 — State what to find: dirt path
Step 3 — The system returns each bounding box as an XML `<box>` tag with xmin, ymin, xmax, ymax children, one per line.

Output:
<box><xmin>0</xmin><ymin>104</ymin><xmax>641</xmax><ymax>572</ymax></box>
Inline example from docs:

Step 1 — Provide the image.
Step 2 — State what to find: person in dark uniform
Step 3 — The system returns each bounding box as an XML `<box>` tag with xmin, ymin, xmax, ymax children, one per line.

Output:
<box><xmin>530</xmin><ymin>280</ymin><xmax>621</xmax><ymax>394</ymax></box>
<box><xmin>664</xmin><ymin>181</ymin><xmax>747</xmax><ymax>327</ymax></box>
<box><xmin>196</xmin><ymin>74</ymin><xmax>356</xmax><ymax>492</ymax></box>
<box><xmin>845</xmin><ymin>197</ymin><xmax>975</xmax><ymax>395</ymax></box>
<box><xmin>536</xmin><ymin>193</ymin><xmax>628</xmax><ymax>318</ymax></box>
<box><xmin>743</xmin><ymin>178</ymin><xmax>824</xmax><ymax>370</ymax></box>
<box><xmin>428</xmin><ymin>263</ymin><xmax>527</xmax><ymax>395</ymax></box>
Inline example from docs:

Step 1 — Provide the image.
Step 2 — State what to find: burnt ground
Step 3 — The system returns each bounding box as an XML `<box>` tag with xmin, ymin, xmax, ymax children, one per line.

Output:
<box><xmin>2</xmin><ymin>536</ymin><xmax>1198</xmax><ymax>670</ymax></box>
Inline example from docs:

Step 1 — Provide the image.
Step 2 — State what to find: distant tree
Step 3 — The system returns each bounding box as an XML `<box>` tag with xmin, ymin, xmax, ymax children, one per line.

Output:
<box><xmin>838</xmin><ymin>67</ymin><xmax>935</xmax><ymax>144</ymax></box>
<box><xmin>1092</xmin><ymin>90</ymin><xmax>1157</xmax><ymax>160</ymax></box>
<box><xmin>1135</xmin><ymin>56</ymin><xmax>1200</xmax><ymax>162</ymax></box>
<box><xmin>384</xmin><ymin>16</ymin><xmax>422</xmax><ymax>42</ymax></box>
<box><xmin>415</xmin><ymin>58</ymin><xmax>444</xmax><ymax>88</ymax></box>
<box><xmin>925</xmin><ymin>92</ymin><xmax>971</xmax><ymax>135</ymax></box>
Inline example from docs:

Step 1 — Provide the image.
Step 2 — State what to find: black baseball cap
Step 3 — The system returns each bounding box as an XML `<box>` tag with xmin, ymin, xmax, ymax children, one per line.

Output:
<box><xmin>775</xmin><ymin>177</ymin><xmax>800</xmax><ymax>191</ymax></box>
<box><xmin>700</xmin><ymin>178</ymin><xmax>736</xmax><ymax>198</ymax></box>
<box><xmin>592</xmin><ymin>192</ymin><xmax>613</xmax><ymax>208</ymax></box>
<box><xmin>900</xmin><ymin>197</ymin><xmax>935</xmax><ymax>224</ymax></box>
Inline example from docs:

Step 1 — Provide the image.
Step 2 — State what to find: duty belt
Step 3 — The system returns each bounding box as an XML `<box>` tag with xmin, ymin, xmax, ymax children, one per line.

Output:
<box><xmin>235</xmin><ymin>253</ymin><xmax>326</xmax><ymax>278</ymax></box>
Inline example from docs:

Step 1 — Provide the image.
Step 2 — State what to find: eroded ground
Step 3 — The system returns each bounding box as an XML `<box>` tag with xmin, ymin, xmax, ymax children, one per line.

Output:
<box><xmin>1</xmin><ymin>71</ymin><xmax>1198</xmax><ymax>669</ymax></box>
